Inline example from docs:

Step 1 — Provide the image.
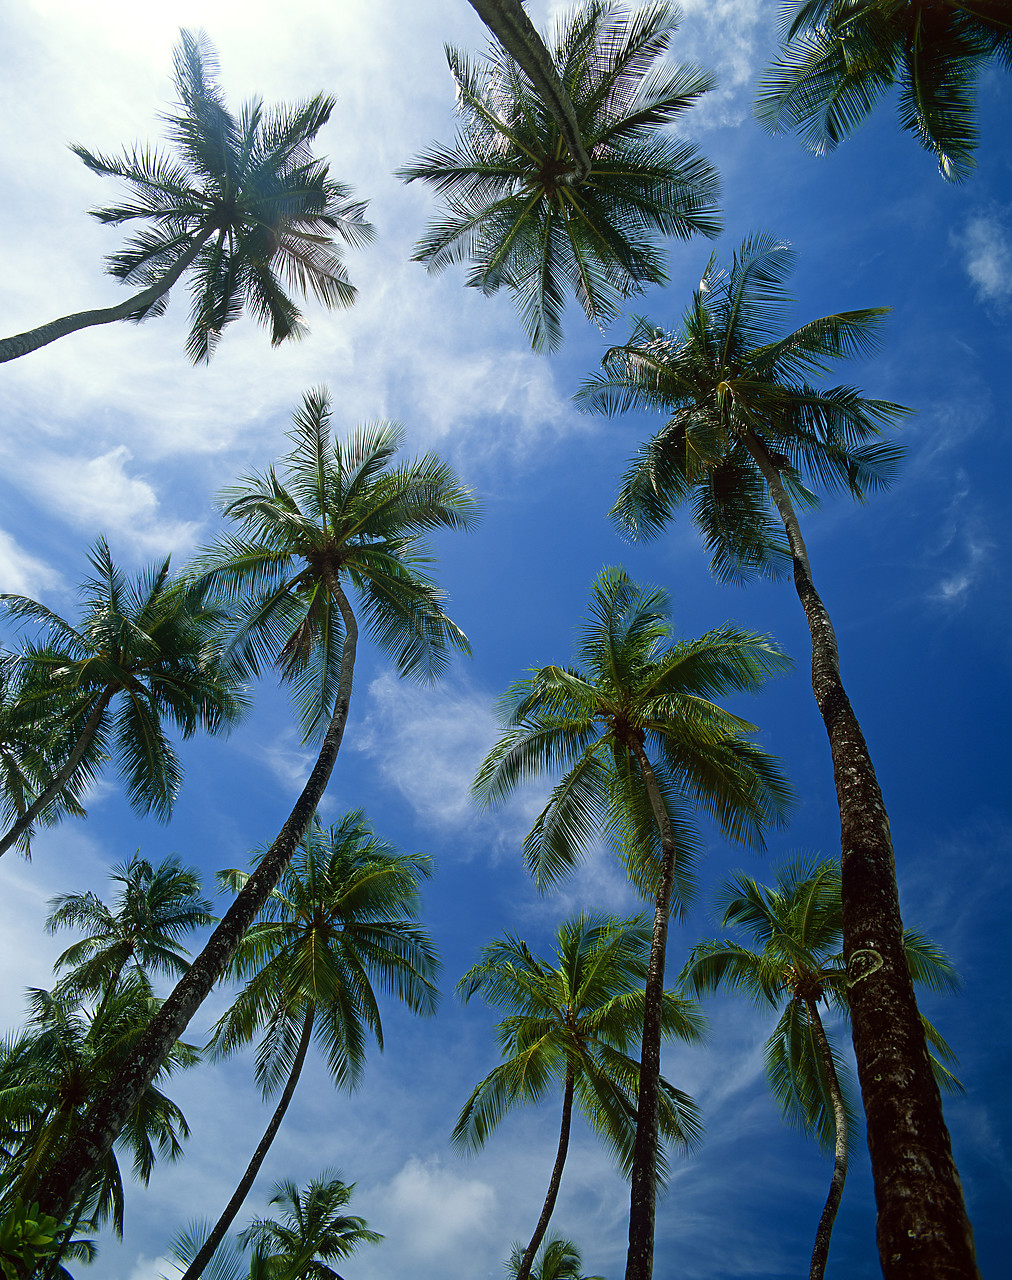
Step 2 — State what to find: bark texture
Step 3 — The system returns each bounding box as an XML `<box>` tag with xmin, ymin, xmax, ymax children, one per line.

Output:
<box><xmin>806</xmin><ymin>1000</ymin><xmax>849</xmax><ymax>1280</ymax></box>
<box><xmin>744</xmin><ymin>431</ymin><xmax>978</xmax><ymax>1280</ymax></box>
<box><xmin>515</xmin><ymin>1069</ymin><xmax>575</xmax><ymax>1280</ymax></box>
<box><xmin>181</xmin><ymin>1003</ymin><xmax>316</xmax><ymax>1280</ymax></box>
<box><xmin>30</xmin><ymin>586</ymin><xmax>359</xmax><ymax>1235</ymax></box>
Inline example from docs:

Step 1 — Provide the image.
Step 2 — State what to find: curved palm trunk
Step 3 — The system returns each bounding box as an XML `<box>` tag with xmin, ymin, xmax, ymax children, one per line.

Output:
<box><xmin>743</xmin><ymin>431</ymin><xmax>978</xmax><ymax>1280</ymax></box>
<box><xmin>0</xmin><ymin>235</ymin><xmax>208</xmax><ymax>364</ymax></box>
<box><xmin>31</xmin><ymin>582</ymin><xmax>359</xmax><ymax>1236</ymax></box>
<box><xmin>0</xmin><ymin>691</ymin><xmax>113</xmax><ymax>859</ymax></box>
<box><xmin>516</xmin><ymin>1068</ymin><xmax>576</xmax><ymax>1280</ymax></box>
<box><xmin>805</xmin><ymin>999</ymin><xmax>849</xmax><ymax>1280</ymax></box>
<box><xmin>465</xmin><ymin>0</ymin><xmax>591</xmax><ymax>181</ymax></box>
<box><xmin>181</xmin><ymin>1003</ymin><xmax>316</xmax><ymax>1280</ymax></box>
<box><xmin>624</xmin><ymin>738</ymin><xmax>678</xmax><ymax>1280</ymax></box>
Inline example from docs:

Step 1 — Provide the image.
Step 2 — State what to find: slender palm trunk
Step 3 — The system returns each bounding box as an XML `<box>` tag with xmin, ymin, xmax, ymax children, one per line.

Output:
<box><xmin>465</xmin><ymin>0</ymin><xmax>591</xmax><ymax>181</ymax></box>
<box><xmin>624</xmin><ymin>737</ymin><xmax>678</xmax><ymax>1280</ymax></box>
<box><xmin>31</xmin><ymin>583</ymin><xmax>359</xmax><ymax>1235</ymax></box>
<box><xmin>743</xmin><ymin>431</ymin><xmax>978</xmax><ymax>1280</ymax></box>
<box><xmin>806</xmin><ymin>999</ymin><xmax>848</xmax><ymax>1280</ymax></box>
<box><xmin>516</xmin><ymin>1069</ymin><xmax>576</xmax><ymax>1280</ymax></box>
<box><xmin>0</xmin><ymin>691</ymin><xmax>113</xmax><ymax>859</ymax></box>
<box><xmin>0</xmin><ymin>236</ymin><xmax>208</xmax><ymax>364</ymax></box>
<box><xmin>181</xmin><ymin>1003</ymin><xmax>316</xmax><ymax>1280</ymax></box>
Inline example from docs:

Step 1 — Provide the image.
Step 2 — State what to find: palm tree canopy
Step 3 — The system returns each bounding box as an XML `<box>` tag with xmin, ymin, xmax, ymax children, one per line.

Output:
<box><xmin>194</xmin><ymin>388</ymin><xmax>478</xmax><ymax>742</ymax></box>
<box><xmin>680</xmin><ymin>856</ymin><xmax>962</xmax><ymax>1148</ymax></box>
<box><xmin>70</xmin><ymin>28</ymin><xmax>374</xmax><ymax>361</ymax></box>
<box><xmin>577</xmin><ymin>233</ymin><xmax>911</xmax><ymax>582</ymax></box>
<box><xmin>45</xmin><ymin>854</ymin><xmax>213</xmax><ymax>1003</ymax></box>
<box><xmin>506</xmin><ymin>1233</ymin><xmax>606</xmax><ymax>1280</ymax></box>
<box><xmin>474</xmin><ymin>566</ymin><xmax>793</xmax><ymax>902</ymax></box>
<box><xmin>755</xmin><ymin>0</ymin><xmax>1012</xmax><ymax>182</ymax></box>
<box><xmin>455</xmin><ymin>911</ymin><xmax>705</xmax><ymax>1180</ymax></box>
<box><xmin>399</xmin><ymin>1</ymin><xmax>720</xmax><ymax>351</ymax></box>
<box><xmin>238</xmin><ymin>1174</ymin><xmax>382</xmax><ymax>1278</ymax></box>
<box><xmin>1</xmin><ymin>538</ymin><xmax>249</xmax><ymax>822</ymax></box>
<box><xmin>208</xmin><ymin>810</ymin><xmax>439</xmax><ymax>1096</ymax></box>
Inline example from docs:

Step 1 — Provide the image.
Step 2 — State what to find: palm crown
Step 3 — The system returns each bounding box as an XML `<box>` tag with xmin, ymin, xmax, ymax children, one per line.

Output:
<box><xmin>755</xmin><ymin>0</ymin><xmax>1012</xmax><ymax>182</ymax></box>
<box><xmin>237</xmin><ymin>1175</ymin><xmax>382</xmax><ymax>1278</ymax></box>
<box><xmin>400</xmin><ymin>1</ymin><xmax>720</xmax><ymax>351</ymax></box>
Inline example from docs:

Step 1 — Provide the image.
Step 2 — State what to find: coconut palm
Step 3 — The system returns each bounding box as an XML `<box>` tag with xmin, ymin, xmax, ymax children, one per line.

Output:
<box><xmin>755</xmin><ymin>0</ymin><xmax>1012</xmax><ymax>182</ymax></box>
<box><xmin>473</xmin><ymin>567</ymin><xmax>792</xmax><ymax>1280</ymax></box>
<box><xmin>238</xmin><ymin>1174</ymin><xmax>382</xmax><ymax>1279</ymax></box>
<box><xmin>0</xmin><ymin>538</ymin><xmax>248</xmax><ymax>859</ymax></box>
<box><xmin>680</xmin><ymin>857</ymin><xmax>962</xmax><ymax>1280</ymax></box>
<box><xmin>457</xmin><ymin>912</ymin><xmax>703</xmax><ymax>1280</ymax></box>
<box><xmin>506</xmin><ymin>1234</ymin><xmax>606</xmax><ymax>1280</ymax></box>
<box><xmin>181</xmin><ymin>811</ymin><xmax>437</xmax><ymax>1280</ymax></box>
<box><xmin>30</xmin><ymin>391</ymin><xmax>475</xmax><ymax>1232</ymax></box>
<box><xmin>0</xmin><ymin>29</ymin><xmax>373</xmax><ymax>365</ymax></box>
<box><xmin>46</xmin><ymin>854</ymin><xmax>213</xmax><ymax>1017</ymax></box>
<box><xmin>577</xmin><ymin>233</ymin><xmax>976</xmax><ymax>1278</ymax></box>
<box><xmin>399</xmin><ymin>1</ymin><xmax>719</xmax><ymax>351</ymax></box>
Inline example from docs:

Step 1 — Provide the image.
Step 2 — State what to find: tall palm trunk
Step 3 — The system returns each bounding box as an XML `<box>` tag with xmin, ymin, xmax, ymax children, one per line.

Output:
<box><xmin>0</xmin><ymin>235</ymin><xmax>209</xmax><ymax>364</ymax></box>
<box><xmin>624</xmin><ymin>737</ymin><xmax>678</xmax><ymax>1280</ymax></box>
<box><xmin>743</xmin><ymin>431</ymin><xmax>978</xmax><ymax>1280</ymax></box>
<box><xmin>182</xmin><ymin>1003</ymin><xmax>316</xmax><ymax>1280</ymax></box>
<box><xmin>0</xmin><ymin>692</ymin><xmax>113</xmax><ymax>859</ymax></box>
<box><xmin>805</xmin><ymin>999</ymin><xmax>849</xmax><ymax>1280</ymax></box>
<box><xmin>31</xmin><ymin>583</ymin><xmax>359</xmax><ymax>1235</ymax></box>
<box><xmin>516</xmin><ymin>1068</ymin><xmax>576</xmax><ymax>1280</ymax></box>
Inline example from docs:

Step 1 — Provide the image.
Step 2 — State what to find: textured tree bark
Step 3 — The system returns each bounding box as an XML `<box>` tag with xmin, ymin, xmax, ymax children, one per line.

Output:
<box><xmin>806</xmin><ymin>1000</ymin><xmax>849</xmax><ymax>1280</ymax></box>
<box><xmin>743</xmin><ymin>431</ymin><xmax>978</xmax><ymax>1280</ymax></box>
<box><xmin>465</xmin><ymin>0</ymin><xmax>592</xmax><ymax>181</ymax></box>
<box><xmin>0</xmin><ymin>236</ymin><xmax>208</xmax><ymax>364</ymax></box>
<box><xmin>623</xmin><ymin>738</ymin><xmax>677</xmax><ymax>1280</ymax></box>
<box><xmin>30</xmin><ymin>584</ymin><xmax>359</xmax><ymax>1237</ymax></box>
<box><xmin>515</xmin><ymin>1069</ymin><xmax>575</xmax><ymax>1280</ymax></box>
<box><xmin>181</xmin><ymin>1003</ymin><xmax>316</xmax><ymax>1280</ymax></box>
<box><xmin>0</xmin><ymin>691</ymin><xmax>113</xmax><ymax>858</ymax></box>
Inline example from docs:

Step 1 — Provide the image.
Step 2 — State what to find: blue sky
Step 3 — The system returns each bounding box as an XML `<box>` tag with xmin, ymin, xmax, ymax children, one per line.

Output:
<box><xmin>0</xmin><ymin>1</ymin><xmax>1009</xmax><ymax>1278</ymax></box>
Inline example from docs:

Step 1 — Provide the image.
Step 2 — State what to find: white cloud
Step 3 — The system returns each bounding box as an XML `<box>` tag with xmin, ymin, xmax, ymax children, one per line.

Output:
<box><xmin>0</xmin><ymin>530</ymin><xmax>63</xmax><ymax>599</ymax></box>
<box><xmin>379</xmin><ymin>1155</ymin><xmax>498</xmax><ymax>1259</ymax></box>
<box><xmin>958</xmin><ymin>212</ymin><xmax>1012</xmax><ymax>303</ymax></box>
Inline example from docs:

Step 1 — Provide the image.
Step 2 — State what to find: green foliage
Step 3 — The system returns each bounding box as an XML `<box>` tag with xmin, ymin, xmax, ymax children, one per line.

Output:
<box><xmin>238</xmin><ymin>1174</ymin><xmax>382</xmax><ymax>1278</ymax></box>
<box><xmin>400</xmin><ymin>1</ymin><xmax>720</xmax><ymax>350</ymax></box>
<box><xmin>0</xmin><ymin>1199</ymin><xmax>61</xmax><ymax>1280</ymax></box>
<box><xmin>505</xmin><ymin>1233</ymin><xmax>606</xmax><ymax>1280</ymax></box>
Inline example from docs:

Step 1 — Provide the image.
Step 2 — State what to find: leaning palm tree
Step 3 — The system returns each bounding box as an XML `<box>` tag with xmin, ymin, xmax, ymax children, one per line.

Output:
<box><xmin>0</xmin><ymin>29</ymin><xmax>373</xmax><ymax>365</ymax></box>
<box><xmin>506</xmin><ymin>1234</ymin><xmax>606</xmax><ymax>1280</ymax></box>
<box><xmin>473</xmin><ymin>567</ymin><xmax>792</xmax><ymax>1280</ymax></box>
<box><xmin>0</xmin><ymin>538</ymin><xmax>249</xmax><ymax>858</ymax></box>
<box><xmin>755</xmin><ymin>0</ymin><xmax>1012</xmax><ymax>182</ymax></box>
<box><xmin>577</xmin><ymin>233</ymin><xmax>976</xmax><ymax>1279</ymax></box>
<box><xmin>46</xmin><ymin>853</ymin><xmax>213</xmax><ymax>1017</ymax></box>
<box><xmin>181</xmin><ymin>812</ymin><xmax>437</xmax><ymax>1280</ymax></box>
<box><xmin>680</xmin><ymin>857</ymin><xmax>962</xmax><ymax>1280</ymax></box>
<box><xmin>457</xmin><ymin>912</ymin><xmax>704</xmax><ymax>1280</ymax></box>
<box><xmin>400</xmin><ymin>1</ymin><xmax>719</xmax><ymax>350</ymax></box>
<box><xmin>32</xmin><ymin>389</ymin><xmax>476</xmax><ymax>1233</ymax></box>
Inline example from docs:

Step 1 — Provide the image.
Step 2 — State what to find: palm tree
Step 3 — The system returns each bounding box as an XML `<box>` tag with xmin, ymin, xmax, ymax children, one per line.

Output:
<box><xmin>577</xmin><ymin>234</ymin><xmax>977</xmax><ymax>1279</ymax></box>
<box><xmin>30</xmin><ymin>391</ymin><xmax>476</xmax><ymax>1235</ymax></box>
<box><xmin>457</xmin><ymin>912</ymin><xmax>704</xmax><ymax>1280</ymax></box>
<box><xmin>755</xmin><ymin>0</ymin><xmax>1012</xmax><ymax>182</ymax></box>
<box><xmin>0</xmin><ymin>29</ymin><xmax>374</xmax><ymax>365</ymax></box>
<box><xmin>399</xmin><ymin>1</ymin><xmax>720</xmax><ymax>351</ymax></box>
<box><xmin>238</xmin><ymin>1174</ymin><xmax>382</xmax><ymax>1279</ymax></box>
<box><xmin>680</xmin><ymin>857</ymin><xmax>962</xmax><ymax>1280</ymax></box>
<box><xmin>181</xmin><ymin>811</ymin><xmax>437</xmax><ymax>1280</ymax></box>
<box><xmin>506</xmin><ymin>1234</ymin><xmax>606</xmax><ymax>1280</ymax></box>
<box><xmin>45</xmin><ymin>853</ymin><xmax>213</xmax><ymax>1017</ymax></box>
<box><xmin>473</xmin><ymin>567</ymin><xmax>792</xmax><ymax>1280</ymax></box>
<box><xmin>0</xmin><ymin>538</ymin><xmax>249</xmax><ymax>859</ymax></box>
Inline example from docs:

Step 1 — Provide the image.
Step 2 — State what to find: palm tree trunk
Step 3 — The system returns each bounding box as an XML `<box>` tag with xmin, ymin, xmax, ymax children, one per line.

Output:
<box><xmin>516</xmin><ymin>1068</ymin><xmax>576</xmax><ymax>1280</ymax></box>
<box><xmin>805</xmin><ymin>999</ymin><xmax>848</xmax><ymax>1280</ymax></box>
<box><xmin>31</xmin><ymin>582</ymin><xmax>359</xmax><ymax>1236</ymax></box>
<box><xmin>0</xmin><ymin>691</ymin><xmax>113</xmax><ymax>859</ymax></box>
<box><xmin>624</xmin><ymin>736</ymin><xmax>678</xmax><ymax>1280</ymax></box>
<box><xmin>0</xmin><ymin>235</ymin><xmax>208</xmax><ymax>364</ymax></box>
<box><xmin>465</xmin><ymin>0</ymin><xmax>591</xmax><ymax>181</ymax></box>
<box><xmin>181</xmin><ymin>1003</ymin><xmax>316</xmax><ymax>1280</ymax></box>
<box><xmin>743</xmin><ymin>430</ymin><xmax>978</xmax><ymax>1280</ymax></box>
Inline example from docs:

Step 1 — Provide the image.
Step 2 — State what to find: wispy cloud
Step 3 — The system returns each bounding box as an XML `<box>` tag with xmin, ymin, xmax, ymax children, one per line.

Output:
<box><xmin>0</xmin><ymin>530</ymin><xmax>63</xmax><ymax>598</ymax></box>
<box><xmin>956</xmin><ymin>210</ymin><xmax>1012</xmax><ymax>304</ymax></box>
